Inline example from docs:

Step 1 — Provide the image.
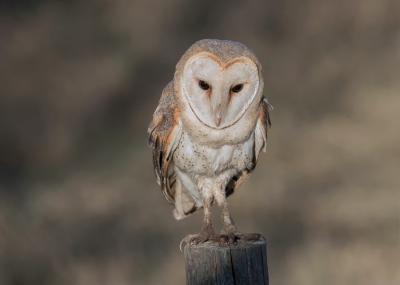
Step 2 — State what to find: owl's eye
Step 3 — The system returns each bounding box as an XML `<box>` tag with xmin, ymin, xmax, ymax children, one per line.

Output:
<box><xmin>198</xmin><ymin>80</ymin><xmax>210</xmax><ymax>90</ymax></box>
<box><xmin>231</xmin><ymin>84</ymin><xmax>243</xmax><ymax>93</ymax></box>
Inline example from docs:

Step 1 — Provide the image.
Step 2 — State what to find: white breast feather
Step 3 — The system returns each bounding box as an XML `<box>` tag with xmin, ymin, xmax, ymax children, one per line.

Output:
<box><xmin>173</xmin><ymin>129</ymin><xmax>254</xmax><ymax>205</ymax></box>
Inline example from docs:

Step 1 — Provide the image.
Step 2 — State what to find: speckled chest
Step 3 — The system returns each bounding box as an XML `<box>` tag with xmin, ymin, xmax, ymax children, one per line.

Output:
<box><xmin>172</xmin><ymin>128</ymin><xmax>254</xmax><ymax>177</ymax></box>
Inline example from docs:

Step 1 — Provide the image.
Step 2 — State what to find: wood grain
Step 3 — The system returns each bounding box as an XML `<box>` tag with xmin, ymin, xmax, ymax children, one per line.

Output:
<box><xmin>184</xmin><ymin>240</ymin><xmax>268</xmax><ymax>285</ymax></box>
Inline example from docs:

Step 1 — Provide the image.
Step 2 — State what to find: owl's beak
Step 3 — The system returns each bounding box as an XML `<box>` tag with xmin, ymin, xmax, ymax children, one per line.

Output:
<box><xmin>216</xmin><ymin>117</ymin><xmax>221</xmax><ymax>126</ymax></box>
<box><xmin>211</xmin><ymin>88</ymin><xmax>228</xmax><ymax>127</ymax></box>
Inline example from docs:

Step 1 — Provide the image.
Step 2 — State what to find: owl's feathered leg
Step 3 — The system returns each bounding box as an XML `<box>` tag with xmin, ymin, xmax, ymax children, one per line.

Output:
<box><xmin>215</xmin><ymin>187</ymin><xmax>262</xmax><ymax>244</ymax></box>
<box><xmin>180</xmin><ymin>183</ymin><xmax>219</xmax><ymax>250</ymax></box>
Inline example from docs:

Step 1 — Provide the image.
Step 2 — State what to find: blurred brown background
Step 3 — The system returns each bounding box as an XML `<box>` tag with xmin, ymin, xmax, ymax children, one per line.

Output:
<box><xmin>0</xmin><ymin>0</ymin><xmax>399</xmax><ymax>284</ymax></box>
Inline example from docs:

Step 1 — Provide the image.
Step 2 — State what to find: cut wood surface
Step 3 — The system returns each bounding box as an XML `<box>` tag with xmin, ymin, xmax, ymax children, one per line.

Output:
<box><xmin>184</xmin><ymin>240</ymin><xmax>268</xmax><ymax>285</ymax></box>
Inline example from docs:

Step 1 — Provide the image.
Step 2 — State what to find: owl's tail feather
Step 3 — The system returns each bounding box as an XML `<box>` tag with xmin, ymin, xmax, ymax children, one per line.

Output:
<box><xmin>173</xmin><ymin>178</ymin><xmax>197</xmax><ymax>220</ymax></box>
<box><xmin>173</xmin><ymin>207</ymin><xmax>204</xmax><ymax>220</ymax></box>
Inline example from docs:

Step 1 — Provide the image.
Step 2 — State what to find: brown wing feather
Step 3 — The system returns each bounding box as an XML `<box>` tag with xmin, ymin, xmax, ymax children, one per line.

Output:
<box><xmin>148</xmin><ymin>81</ymin><xmax>182</xmax><ymax>205</ymax></box>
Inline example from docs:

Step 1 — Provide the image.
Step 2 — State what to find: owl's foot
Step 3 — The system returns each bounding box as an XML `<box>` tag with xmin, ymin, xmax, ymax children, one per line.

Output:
<box><xmin>180</xmin><ymin>228</ymin><xmax>220</xmax><ymax>251</ymax></box>
<box><xmin>219</xmin><ymin>230</ymin><xmax>266</xmax><ymax>244</ymax></box>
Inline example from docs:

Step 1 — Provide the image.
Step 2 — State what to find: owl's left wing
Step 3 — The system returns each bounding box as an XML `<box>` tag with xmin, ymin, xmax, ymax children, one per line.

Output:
<box><xmin>148</xmin><ymin>82</ymin><xmax>182</xmax><ymax>204</ymax></box>
<box><xmin>225</xmin><ymin>96</ymin><xmax>273</xmax><ymax>196</ymax></box>
<box><xmin>254</xmin><ymin>96</ymin><xmax>273</xmax><ymax>157</ymax></box>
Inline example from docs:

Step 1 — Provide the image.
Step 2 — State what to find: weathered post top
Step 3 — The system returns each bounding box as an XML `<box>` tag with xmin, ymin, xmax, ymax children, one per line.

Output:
<box><xmin>184</xmin><ymin>240</ymin><xmax>269</xmax><ymax>285</ymax></box>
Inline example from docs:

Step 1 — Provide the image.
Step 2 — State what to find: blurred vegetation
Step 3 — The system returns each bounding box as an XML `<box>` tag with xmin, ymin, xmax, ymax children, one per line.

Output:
<box><xmin>0</xmin><ymin>0</ymin><xmax>399</xmax><ymax>284</ymax></box>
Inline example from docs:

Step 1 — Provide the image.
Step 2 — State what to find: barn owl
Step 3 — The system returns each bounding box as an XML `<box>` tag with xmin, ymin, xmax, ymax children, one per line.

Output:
<box><xmin>148</xmin><ymin>39</ymin><xmax>272</xmax><ymax>247</ymax></box>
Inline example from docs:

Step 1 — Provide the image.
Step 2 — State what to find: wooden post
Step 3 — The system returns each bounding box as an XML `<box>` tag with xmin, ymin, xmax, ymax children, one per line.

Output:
<box><xmin>184</xmin><ymin>240</ymin><xmax>268</xmax><ymax>285</ymax></box>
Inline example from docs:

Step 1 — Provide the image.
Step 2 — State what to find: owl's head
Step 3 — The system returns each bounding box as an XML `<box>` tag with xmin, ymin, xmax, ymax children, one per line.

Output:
<box><xmin>174</xmin><ymin>39</ymin><xmax>264</xmax><ymax>130</ymax></box>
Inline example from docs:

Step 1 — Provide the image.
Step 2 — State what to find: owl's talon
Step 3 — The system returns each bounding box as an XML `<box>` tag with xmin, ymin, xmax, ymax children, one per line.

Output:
<box><xmin>180</xmin><ymin>229</ymin><xmax>218</xmax><ymax>251</ymax></box>
<box><xmin>179</xmin><ymin>238</ymin><xmax>187</xmax><ymax>252</ymax></box>
<box><xmin>219</xmin><ymin>234</ymin><xmax>229</xmax><ymax>243</ymax></box>
<box><xmin>229</xmin><ymin>234</ymin><xmax>238</xmax><ymax>244</ymax></box>
<box><xmin>179</xmin><ymin>235</ymin><xmax>197</xmax><ymax>251</ymax></box>
<box><xmin>190</xmin><ymin>237</ymin><xmax>199</xmax><ymax>245</ymax></box>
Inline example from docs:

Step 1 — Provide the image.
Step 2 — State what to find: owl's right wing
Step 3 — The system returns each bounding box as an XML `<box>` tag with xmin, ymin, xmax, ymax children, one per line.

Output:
<box><xmin>148</xmin><ymin>82</ymin><xmax>183</xmax><ymax>205</ymax></box>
